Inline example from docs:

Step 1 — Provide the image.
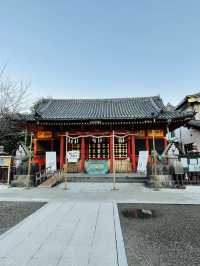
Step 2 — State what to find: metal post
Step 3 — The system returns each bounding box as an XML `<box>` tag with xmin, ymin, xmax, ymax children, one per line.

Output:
<box><xmin>112</xmin><ymin>130</ymin><xmax>118</xmax><ymax>190</ymax></box>
<box><xmin>64</xmin><ymin>132</ymin><xmax>68</xmax><ymax>190</ymax></box>
<box><xmin>27</xmin><ymin>132</ymin><xmax>33</xmax><ymax>188</ymax></box>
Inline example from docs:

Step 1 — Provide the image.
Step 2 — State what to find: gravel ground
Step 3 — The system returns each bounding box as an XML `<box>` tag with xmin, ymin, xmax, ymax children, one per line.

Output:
<box><xmin>0</xmin><ymin>201</ymin><xmax>46</xmax><ymax>235</ymax></box>
<box><xmin>118</xmin><ymin>203</ymin><xmax>200</xmax><ymax>266</ymax></box>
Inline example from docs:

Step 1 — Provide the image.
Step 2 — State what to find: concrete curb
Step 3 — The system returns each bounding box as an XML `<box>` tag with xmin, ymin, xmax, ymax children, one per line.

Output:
<box><xmin>113</xmin><ymin>202</ymin><xmax>128</xmax><ymax>266</ymax></box>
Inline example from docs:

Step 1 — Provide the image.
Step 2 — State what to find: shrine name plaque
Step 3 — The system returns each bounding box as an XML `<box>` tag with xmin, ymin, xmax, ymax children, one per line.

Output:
<box><xmin>147</xmin><ymin>129</ymin><xmax>164</xmax><ymax>137</ymax></box>
<box><xmin>37</xmin><ymin>131</ymin><xmax>52</xmax><ymax>139</ymax></box>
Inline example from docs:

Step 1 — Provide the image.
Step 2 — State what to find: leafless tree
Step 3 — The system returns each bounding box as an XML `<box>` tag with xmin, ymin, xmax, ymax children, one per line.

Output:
<box><xmin>0</xmin><ymin>66</ymin><xmax>30</xmax><ymax>146</ymax></box>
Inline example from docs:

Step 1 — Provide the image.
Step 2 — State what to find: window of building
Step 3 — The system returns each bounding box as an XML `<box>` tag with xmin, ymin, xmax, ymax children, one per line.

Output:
<box><xmin>114</xmin><ymin>136</ymin><xmax>128</xmax><ymax>158</ymax></box>
<box><xmin>88</xmin><ymin>137</ymin><xmax>109</xmax><ymax>159</ymax></box>
<box><xmin>67</xmin><ymin>137</ymin><xmax>80</xmax><ymax>152</ymax></box>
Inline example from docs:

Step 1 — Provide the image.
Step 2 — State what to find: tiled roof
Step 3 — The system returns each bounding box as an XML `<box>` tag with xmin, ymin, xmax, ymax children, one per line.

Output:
<box><xmin>188</xmin><ymin>120</ymin><xmax>200</xmax><ymax>129</ymax></box>
<box><xmin>29</xmin><ymin>96</ymin><xmax>192</xmax><ymax>121</ymax></box>
<box><xmin>176</xmin><ymin>92</ymin><xmax>200</xmax><ymax>110</ymax></box>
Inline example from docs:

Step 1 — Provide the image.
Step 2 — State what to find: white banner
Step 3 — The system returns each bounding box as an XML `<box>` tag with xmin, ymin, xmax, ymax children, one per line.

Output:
<box><xmin>137</xmin><ymin>151</ymin><xmax>149</xmax><ymax>173</ymax></box>
<box><xmin>46</xmin><ymin>152</ymin><xmax>57</xmax><ymax>172</ymax></box>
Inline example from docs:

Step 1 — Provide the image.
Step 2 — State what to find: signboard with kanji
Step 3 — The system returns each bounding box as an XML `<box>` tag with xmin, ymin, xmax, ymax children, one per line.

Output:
<box><xmin>0</xmin><ymin>156</ymin><xmax>12</xmax><ymax>167</ymax></box>
<box><xmin>135</xmin><ymin>130</ymin><xmax>145</xmax><ymax>137</ymax></box>
<box><xmin>37</xmin><ymin>131</ymin><xmax>52</xmax><ymax>139</ymax></box>
<box><xmin>67</xmin><ymin>151</ymin><xmax>80</xmax><ymax>163</ymax></box>
<box><xmin>137</xmin><ymin>151</ymin><xmax>149</xmax><ymax>173</ymax></box>
<box><xmin>147</xmin><ymin>129</ymin><xmax>164</xmax><ymax>137</ymax></box>
<box><xmin>46</xmin><ymin>152</ymin><xmax>57</xmax><ymax>172</ymax></box>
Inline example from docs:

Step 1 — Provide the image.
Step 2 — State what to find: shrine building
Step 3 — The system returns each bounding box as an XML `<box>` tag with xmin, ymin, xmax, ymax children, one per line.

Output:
<box><xmin>21</xmin><ymin>96</ymin><xmax>192</xmax><ymax>174</ymax></box>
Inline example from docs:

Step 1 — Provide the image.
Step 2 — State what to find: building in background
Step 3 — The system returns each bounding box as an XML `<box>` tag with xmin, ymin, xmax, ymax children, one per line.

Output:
<box><xmin>175</xmin><ymin>93</ymin><xmax>200</xmax><ymax>153</ymax></box>
<box><xmin>19</xmin><ymin>96</ymin><xmax>192</xmax><ymax>174</ymax></box>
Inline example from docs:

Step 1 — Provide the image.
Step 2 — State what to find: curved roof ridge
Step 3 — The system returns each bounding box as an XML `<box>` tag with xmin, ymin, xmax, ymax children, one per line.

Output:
<box><xmin>46</xmin><ymin>95</ymin><xmax>161</xmax><ymax>103</ymax></box>
<box><xmin>37</xmin><ymin>98</ymin><xmax>53</xmax><ymax>114</ymax></box>
<box><xmin>149</xmin><ymin>97</ymin><xmax>163</xmax><ymax>113</ymax></box>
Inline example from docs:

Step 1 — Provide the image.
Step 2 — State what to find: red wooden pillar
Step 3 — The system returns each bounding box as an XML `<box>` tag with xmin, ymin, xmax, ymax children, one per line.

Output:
<box><xmin>60</xmin><ymin>135</ymin><xmax>64</xmax><ymax>169</ymax></box>
<box><xmin>127</xmin><ymin>136</ymin><xmax>131</xmax><ymax>158</ymax></box>
<box><xmin>145</xmin><ymin>137</ymin><xmax>149</xmax><ymax>153</ymax></box>
<box><xmin>145</xmin><ymin>137</ymin><xmax>150</xmax><ymax>162</ymax></box>
<box><xmin>85</xmin><ymin>138</ymin><xmax>89</xmax><ymax>160</ymax></box>
<box><xmin>131</xmin><ymin>134</ymin><xmax>136</xmax><ymax>172</ymax></box>
<box><xmin>33</xmin><ymin>139</ymin><xmax>37</xmax><ymax>162</ymax></box>
<box><xmin>80</xmin><ymin>137</ymin><xmax>85</xmax><ymax>172</ymax></box>
<box><xmin>109</xmin><ymin>133</ymin><xmax>113</xmax><ymax>173</ymax></box>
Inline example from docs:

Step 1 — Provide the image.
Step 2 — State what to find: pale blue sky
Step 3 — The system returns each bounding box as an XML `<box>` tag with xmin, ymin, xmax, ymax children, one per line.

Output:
<box><xmin>0</xmin><ymin>0</ymin><xmax>200</xmax><ymax>105</ymax></box>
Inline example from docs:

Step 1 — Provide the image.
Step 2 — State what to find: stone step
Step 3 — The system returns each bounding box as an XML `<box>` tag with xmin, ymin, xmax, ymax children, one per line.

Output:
<box><xmin>38</xmin><ymin>173</ymin><xmax>64</xmax><ymax>188</ymax></box>
<box><xmin>67</xmin><ymin>172</ymin><xmax>146</xmax><ymax>178</ymax></box>
<box><xmin>38</xmin><ymin>178</ymin><xmax>54</xmax><ymax>188</ymax></box>
<box><xmin>67</xmin><ymin>175</ymin><xmax>147</xmax><ymax>183</ymax></box>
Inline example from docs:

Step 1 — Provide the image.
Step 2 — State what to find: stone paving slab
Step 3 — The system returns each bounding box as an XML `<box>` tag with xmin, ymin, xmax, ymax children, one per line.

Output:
<box><xmin>1</xmin><ymin>183</ymin><xmax>200</xmax><ymax>205</ymax></box>
<box><xmin>1</xmin><ymin>183</ymin><xmax>200</xmax><ymax>265</ymax></box>
<box><xmin>0</xmin><ymin>201</ymin><xmax>118</xmax><ymax>266</ymax></box>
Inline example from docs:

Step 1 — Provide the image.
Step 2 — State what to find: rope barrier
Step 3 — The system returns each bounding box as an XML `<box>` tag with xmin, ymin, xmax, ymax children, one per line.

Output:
<box><xmin>59</xmin><ymin>133</ymin><xmax>136</xmax><ymax>139</ymax></box>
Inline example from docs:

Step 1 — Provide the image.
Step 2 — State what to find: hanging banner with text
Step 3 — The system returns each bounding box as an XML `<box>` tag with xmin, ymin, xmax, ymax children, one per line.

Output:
<box><xmin>46</xmin><ymin>152</ymin><xmax>57</xmax><ymax>172</ymax></box>
<box><xmin>67</xmin><ymin>151</ymin><xmax>80</xmax><ymax>163</ymax></box>
<box><xmin>137</xmin><ymin>151</ymin><xmax>149</xmax><ymax>173</ymax></box>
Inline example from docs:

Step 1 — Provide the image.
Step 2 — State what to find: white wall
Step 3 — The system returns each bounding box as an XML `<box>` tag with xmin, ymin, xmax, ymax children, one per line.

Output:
<box><xmin>194</xmin><ymin>103</ymin><xmax>200</xmax><ymax>119</ymax></box>
<box><xmin>175</xmin><ymin>99</ymin><xmax>200</xmax><ymax>152</ymax></box>
<box><xmin>175</xmin><ymin>127</ymin><xmax>200</xmax><ymax>152</ymax></box>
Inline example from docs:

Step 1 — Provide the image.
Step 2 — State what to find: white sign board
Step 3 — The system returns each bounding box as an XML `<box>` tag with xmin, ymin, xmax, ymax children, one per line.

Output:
<box><xmin>189</xmin><ymin>164</ymin><xmax>200</xmax><ymax>172</ymax></box>
<box><xmin>46</xmin><ymin>152</ymin><xmax>57</xmax><ymax>172</ymax></box>
<box><xmin>189</xmin><ymin>158</ymin><xmax>200</xmax><ymax>172</ymax></box>
<box><xmin>190</xmin><ymin>159</ymin><xmax>198</xmax><ymax>165</ymax></box>
<box><xmin>180</xmin><ymin>158</ymin><xmax>188</xmax><ymax>168</ymax></box>
<box><xmin>137</xmin><ymin>151</ymin><xmax>149</xmax><ymax>173</ymax></box>
<box><xmin>67</xmin><ymin>150</ymin><xmax>80</xmax><ymax>163</ymax></box>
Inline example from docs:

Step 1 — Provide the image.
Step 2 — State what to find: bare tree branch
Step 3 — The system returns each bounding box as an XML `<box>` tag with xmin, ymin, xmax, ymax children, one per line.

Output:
<box><xmin>0</xmin><ymin>67</ymin><xmax>30</xmax><ymax>146</ymax></box>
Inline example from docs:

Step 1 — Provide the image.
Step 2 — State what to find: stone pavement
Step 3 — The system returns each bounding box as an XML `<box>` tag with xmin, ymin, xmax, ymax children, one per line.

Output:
<box><xmin>0</xmin><ymin>201</ymin><xmax>118</xmax><ymax>266</ymax></box>
<box><xmin>0</xmin><ymin>182</ymin><xmax>200</xmax><ymax>204</ymax></box>
<box><xmin>0</xmin><ymin>182</ymin><xmax>200</xmax><ymax>266</ymax></box>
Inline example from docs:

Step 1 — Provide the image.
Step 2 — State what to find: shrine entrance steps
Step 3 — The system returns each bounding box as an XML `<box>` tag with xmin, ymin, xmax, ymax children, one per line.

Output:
<box><xmin>38</xmin><ymin>171</ymin><xmax>63</xmax><ymax>188</ymax></box>
<box><xmin>66</xmin><ymin>172</ymin><xmax>147</xmax><ymax>183</ymax></box>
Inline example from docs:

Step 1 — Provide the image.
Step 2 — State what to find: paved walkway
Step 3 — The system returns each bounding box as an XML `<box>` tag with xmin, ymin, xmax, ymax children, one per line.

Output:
<box><xmin>0</xmin><ymin>182</ymin><xmax>200</xmax><ymax>266</ymax></box>
<box><xmin>0</xmin><ymin>182</ymin><xmax>200</xmax><ymax>204</ymax></box>
<box><xmin>0</xmin><ymin>201</ymin><xmax>118</xmax><ymax>266</ymax></box>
